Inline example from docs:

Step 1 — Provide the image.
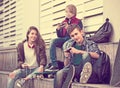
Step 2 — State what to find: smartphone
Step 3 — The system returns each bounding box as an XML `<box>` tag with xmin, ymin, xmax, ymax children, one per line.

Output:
<box><xmin>59</xmin><ymin>23</ymin><xmax>65</xmax><ymax>27</ymax></box>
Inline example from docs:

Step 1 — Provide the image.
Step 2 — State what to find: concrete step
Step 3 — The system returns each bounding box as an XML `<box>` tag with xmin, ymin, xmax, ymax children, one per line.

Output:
<box><xmin>0</xmin><ymin>71</ymin><xmax>117</xmax><ymax>88</ymax></box>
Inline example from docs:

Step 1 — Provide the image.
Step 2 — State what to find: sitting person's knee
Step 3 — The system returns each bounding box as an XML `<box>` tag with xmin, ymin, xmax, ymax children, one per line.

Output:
<box><xmin>50</xmin><ymin>38</ymin><xmax>59</xmax><ymax>46</ymax></box>
<box><xmin>9</xmin><ymin>72</ymin><xmax>16</xmax><ymax>79</ymax></box>
<box><xmin>56</xmin><ymin>69</ymin><xmax>64</xmax><ymax>77</ymax></box>
<box><xmin>50</xmin><ymin>39</ymin><xmax>56</xmax><ymax>44</ymax></box>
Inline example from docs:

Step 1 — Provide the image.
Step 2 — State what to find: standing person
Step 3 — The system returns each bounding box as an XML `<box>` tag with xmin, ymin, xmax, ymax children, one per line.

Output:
<box><xmin>48</xmin><ymin>4</ymin><xmax>83</xmax><ymax>70</ymax></box>
<box><xmin>7</xmin><ymin>26</ymin><xmax>47</xmax><ymax>88</ymax></box>
<box><xmin>54</xmin><ymin>24</ymin><xmax>101</xmax><ymax>88</ymax></box>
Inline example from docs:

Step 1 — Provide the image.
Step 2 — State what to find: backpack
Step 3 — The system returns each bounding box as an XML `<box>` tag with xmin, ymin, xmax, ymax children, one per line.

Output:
<box><xmin>96</xmin><ymin>51</ymin><xmax>111</xmax><ymax>84</ymax></box>
<box><xmin>87</xmin><ymin>18</ymin><xmax>113</xmax><ymax>43</ymax></box>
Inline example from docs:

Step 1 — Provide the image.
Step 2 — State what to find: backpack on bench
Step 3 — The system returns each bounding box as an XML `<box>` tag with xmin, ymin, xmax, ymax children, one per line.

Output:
<box><xmin>87</xmin><ymin>18</ymin><xmax>113</xmax><ymax>43</ymax></box>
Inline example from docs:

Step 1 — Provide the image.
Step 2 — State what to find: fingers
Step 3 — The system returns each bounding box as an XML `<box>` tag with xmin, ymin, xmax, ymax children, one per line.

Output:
<box><xmin>57</xmin><ymin>22</ymin><xmax>68</xmax><ymax>29</ymax></box>
<box><xmin>22</xmin><ymin>63</ymin><xmax>29</xmax><ymax>68</ymax></box>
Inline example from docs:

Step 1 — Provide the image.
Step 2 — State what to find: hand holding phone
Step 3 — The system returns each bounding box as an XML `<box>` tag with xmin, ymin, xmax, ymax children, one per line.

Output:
<box><xmin>57</xmin><ymin>22</ymin><xmax>68</xmax><ymax>30</ymax></box>
<box><xmin>59</xmin><ymin>22</ymin><xmax>66</xmax><ymax>27</ymax></box>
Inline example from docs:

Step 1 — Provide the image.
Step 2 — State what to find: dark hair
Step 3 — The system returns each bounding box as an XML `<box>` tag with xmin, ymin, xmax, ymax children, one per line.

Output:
<box><xmin>67</xmin><ymin>24</ymin><xmax>82</xmax><ymax>34</ymax></box>
<box><xmin>26</xmin><ymin>26</ymin><xmax>45</xmax><ymax>54</ymax></box>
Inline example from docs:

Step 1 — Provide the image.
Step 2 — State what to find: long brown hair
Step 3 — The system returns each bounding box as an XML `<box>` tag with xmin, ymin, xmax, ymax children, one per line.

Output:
<box><xmin>26</xmin><ymin>26</ymin><xmax>45</xmax><ymax>54</ymax></box>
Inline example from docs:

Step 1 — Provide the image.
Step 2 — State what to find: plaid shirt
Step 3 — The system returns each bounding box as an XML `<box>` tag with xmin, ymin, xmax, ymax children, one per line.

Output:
<box><xmin>63</xmin><ymin>38</ymin><xmax>100</xmax><ymax>65</ymax></box>
<box><xmin>63</xmin><ymin>38</ymin><xmax>100</xmax><ymax>56</ymax></box>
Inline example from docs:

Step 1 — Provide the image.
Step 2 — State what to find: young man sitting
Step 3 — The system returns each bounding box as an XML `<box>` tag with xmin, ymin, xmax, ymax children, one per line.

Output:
<box><xmin>54</xmin><ymin>24</ymin><xmax>101</xmax><ymax>88</ymax></box>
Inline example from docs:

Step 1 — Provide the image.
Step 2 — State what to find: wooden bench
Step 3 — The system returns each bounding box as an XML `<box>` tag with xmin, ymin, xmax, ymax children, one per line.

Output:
<box><xmin>0</xmin><ymin>42</ymin><xmax>119</xmax><ymax>88</ymax></box>
<box><xmin>0</xmin><ymin>71</ymin><xmax>10</xmax><ymax>88</ymax></box>
<box><xmin>0</xmin><ymin>47</ymin><xmax>17</xmax><ymax>71</ymax></box>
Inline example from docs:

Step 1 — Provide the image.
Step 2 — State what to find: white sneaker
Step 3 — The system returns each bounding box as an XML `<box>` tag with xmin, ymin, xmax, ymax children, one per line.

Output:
<box><xmin>16</xmin><ymin>79</ymin><xmax>25</xmax><ymax>87</ymax></box>
<box><xmin>80</xmin><ymin>62</ymin><xmax>92</xmax><ymax>83</ymax></box>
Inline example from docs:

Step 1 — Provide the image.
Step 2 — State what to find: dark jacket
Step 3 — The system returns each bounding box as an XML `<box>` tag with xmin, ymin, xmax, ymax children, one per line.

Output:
<box><xmin>17</xmin><ymin>40</ymin><xmax>47</xmax><ymax>69</ymax></box>
<box><xmin>56</xmin><ymin>16</ymin><xmax>83</xmax><ymax>38</ymax></box>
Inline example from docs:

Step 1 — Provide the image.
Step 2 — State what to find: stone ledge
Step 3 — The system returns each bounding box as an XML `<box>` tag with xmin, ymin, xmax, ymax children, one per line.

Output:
<box><xmin>72</xmin><ymin>83</ymin><xmax>117</xmax><ymax>88</ymax></box>
<box><xmin>0</xmin><ymin>71</ymin><xmax>118</xmax><ymax>88</ymax></box>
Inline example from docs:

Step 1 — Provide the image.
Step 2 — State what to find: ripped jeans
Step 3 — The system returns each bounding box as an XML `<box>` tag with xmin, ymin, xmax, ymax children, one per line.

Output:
<box><xmin>7</xmin><ymin>67</ymin><xmax>39</xmax><ymax>88</ymax></box>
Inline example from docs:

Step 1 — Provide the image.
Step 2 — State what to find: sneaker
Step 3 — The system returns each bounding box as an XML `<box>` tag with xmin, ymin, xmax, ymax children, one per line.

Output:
<box><xmin>48</xmin><ymin>74</ymin><xmax>55</xmax><ymax>78</ymax></box>
<box><xmin>62</xmin><ymin>65</ymin><xmax>75</xmax><ymax>88</ymax></box>
<box><xmin>80</xmin><ymin>62</ymin><xmax>92</xmax><ymax>83</ymax></box>
<box><xmin>45</xmin><ymin>63</ymin><xmax>52</xmax><ymax>69</ymax></box>
<box><xmin>16</xmin><ymin>79</ymin><xmax>25</xmax><ymax>87</ymax></box>
<box><xmin>46</xmin><ymin>66</ymin><xmax>59</xmax><ymax>71</ymax></box>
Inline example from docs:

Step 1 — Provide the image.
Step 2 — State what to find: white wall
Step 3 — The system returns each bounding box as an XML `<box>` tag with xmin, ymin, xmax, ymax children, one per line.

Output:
<box><xmin>1</xmin><ymin>0</ymin><xmax>119</xmax><ymax>48</ymax></box>
<box><xmin>22</xmin><ymin>0</ymin><xmax>40</xmax><ymax>38</ymax></box>
<box><xmin>104</xmin><ymin>0</ymin><xmax>120</xmax><ymax>42</ymax></box>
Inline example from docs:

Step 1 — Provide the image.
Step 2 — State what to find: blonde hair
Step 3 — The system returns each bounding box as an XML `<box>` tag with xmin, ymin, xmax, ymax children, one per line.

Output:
<box><xmin>66</xmin><ymin>4</ymin><xmax>77</xmax><ymax>16</ymax></box>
